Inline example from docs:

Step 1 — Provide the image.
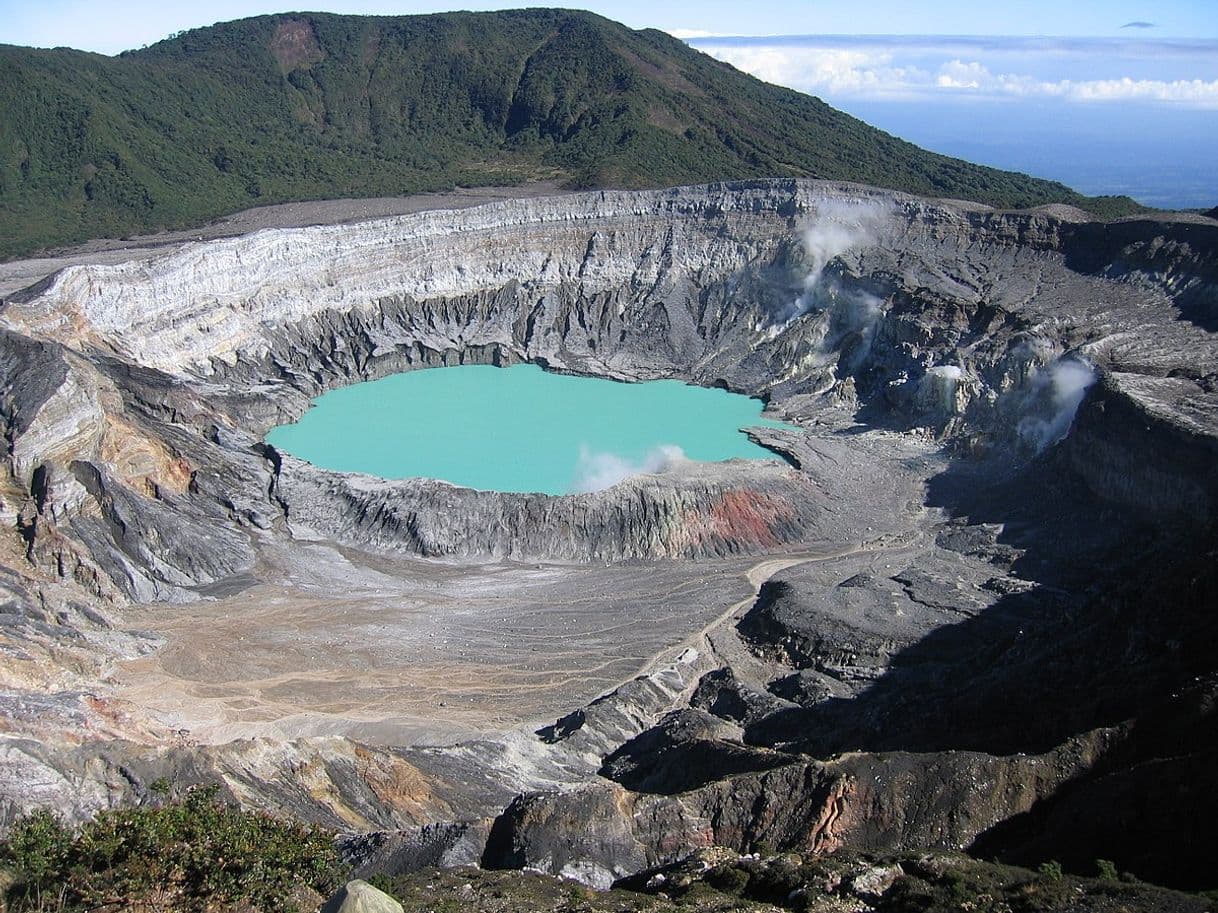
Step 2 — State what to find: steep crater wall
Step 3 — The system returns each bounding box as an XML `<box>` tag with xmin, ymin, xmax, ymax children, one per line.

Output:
<box><xmin>3</xmin><ymin>180</ymin><xmax>1217</xmax><ymax>595</ymax></box>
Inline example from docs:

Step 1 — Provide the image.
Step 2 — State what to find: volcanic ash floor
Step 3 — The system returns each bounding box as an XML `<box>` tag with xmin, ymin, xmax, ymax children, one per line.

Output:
<box><xmin>114</xmin><ymin>524</ymin><xmax>901</xmax><ymax>746</ymax></box>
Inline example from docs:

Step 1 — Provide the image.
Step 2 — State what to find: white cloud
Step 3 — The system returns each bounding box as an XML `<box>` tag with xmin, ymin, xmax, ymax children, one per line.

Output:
<box><xmin>694</xmin><ymin>38</ymin><xmax>1218</xmax><ymax>108</ymax></box>
<box><xmin>708</xmin><ymin>45</ymin><xmax>930</xmax><ymax>100</ymax></box>
<box><xmin>935</xmin><ymin>59</ymin><xmax>990</xmax><ymax>89</ymax></box>
<box><xmin>1064</xmin><ymin>76</ymin><xmax>1218</xmax><ymax>104</ymax></box>
<box><xmin>934</xmin><ymin>58</ymin><xmax>1218</xmax><ymax>105</ymax></box>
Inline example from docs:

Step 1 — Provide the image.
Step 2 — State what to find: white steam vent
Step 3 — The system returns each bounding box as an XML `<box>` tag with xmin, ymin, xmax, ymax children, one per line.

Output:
<box><xmin>1017</xmin><ymin>356</ymin><xmax>1098</xmax><ymax>450</ymax></box>
<box><xmin>765</xmin><ymin>199</ymin><xmax>891</xmax><ymax>334</ymax></box>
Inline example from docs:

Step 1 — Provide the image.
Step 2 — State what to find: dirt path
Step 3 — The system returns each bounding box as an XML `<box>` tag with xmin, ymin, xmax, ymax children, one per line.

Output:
<box><xmin>633</xmin><ymin>541</ymin><xmax>873</xmax><ymax>683</ymax></box>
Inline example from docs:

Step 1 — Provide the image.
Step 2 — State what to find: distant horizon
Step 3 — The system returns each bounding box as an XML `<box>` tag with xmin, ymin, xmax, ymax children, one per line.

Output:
<box><xmin>3</xmin><ymin>0</ymin><xmax>1217</xmax><ymax>56</ymax></box>
<box><xmin>686</xmin><ymin>30</ymin><xmax>1216</xmax><ymax>208</ymax></box>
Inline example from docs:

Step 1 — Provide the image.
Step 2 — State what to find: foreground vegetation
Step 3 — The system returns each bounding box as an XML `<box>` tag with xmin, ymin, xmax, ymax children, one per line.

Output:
<box><xmin>0</xmin><ymin>785</ymin><xmax>343</xmax><ymax>912</ymax></box>
<box><xmin>2</xmin><ymin>788</ymin><xmax>1212</xmax><ymax>913</ymax></box>
<box><xmin>372</xmin><ymin>853</ymin><xmax>1215</xmax><ymax>912</ymax></box>
<box><xmin>0</xmin><ymin>9</ymin><xmax>1142</xmax><ymax>259</ymax></box>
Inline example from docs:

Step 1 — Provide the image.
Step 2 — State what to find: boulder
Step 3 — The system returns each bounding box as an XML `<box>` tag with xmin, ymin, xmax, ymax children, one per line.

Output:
<box><xmin>319</xmin><ymin>880</ymin><xmax>403</xmax><ymax>913</ymax></box>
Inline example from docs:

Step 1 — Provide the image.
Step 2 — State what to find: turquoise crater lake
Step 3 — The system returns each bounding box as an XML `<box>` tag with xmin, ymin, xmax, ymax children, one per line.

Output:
<box><xmin>266</xmin><ymin>365</ymin><xmax>794</xmax><ymax>495</ymax></box>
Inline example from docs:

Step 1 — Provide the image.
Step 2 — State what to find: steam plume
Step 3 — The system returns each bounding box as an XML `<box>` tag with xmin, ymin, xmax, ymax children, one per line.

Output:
<box><xmin>1017</xmin><ymin>356</ymin><xmax>1097</xmax><ymax>450</ymax></box>
<box><xmin>769</xmin><ymin>199</ymin><xmax>889</xmax><ymax>332</ymax></box>
<box><xmin>570</xmin><ymin>444</ymin><xmax>686</xmax><ymax>493</ymax></box>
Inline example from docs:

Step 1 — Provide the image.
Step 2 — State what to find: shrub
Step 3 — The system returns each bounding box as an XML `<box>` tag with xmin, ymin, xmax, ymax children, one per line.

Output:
<box><xmin>1038</xmin><ymin>860</ymin><xmax>1064</xmax><ymax>882</ymax></box>
<box><xmin>705</xmin><ymin>864</ymin><xmax>751</xmax><ymax>895</ymax></box>
<box><xmin>0</xmin><ymin>784</ymin><xmax>346</xmax><ymax>913</ymax></box>
<box><xmin>1095</xmin><ymin>858</ymin><xmax>1119</xmax><ymax>881</ymax></box>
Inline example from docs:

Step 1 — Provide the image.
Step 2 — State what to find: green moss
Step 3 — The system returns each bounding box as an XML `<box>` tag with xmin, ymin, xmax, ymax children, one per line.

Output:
<box><xmin>1038</xmin><ymin>860</ymin><xmax>1065</xmax><ymax>882</ymax></box>
<box><xmin>704</xmin><ymin>864</ymin><xmax>751</xmax><ymax>895</ymax></box>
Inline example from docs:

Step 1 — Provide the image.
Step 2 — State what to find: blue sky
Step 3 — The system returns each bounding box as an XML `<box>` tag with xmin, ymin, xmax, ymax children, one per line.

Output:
<box><xmin>685</xmin><ymin>30</ymin><xmax>1217</xmax><ymax>206</ymax></box>
<box><xmin>2</xmin><ymin>1</ymin><xmax>1215</xmax><ymax>206</ymax></box>
<box><xmin>2</xmin><ymin>0</ymin><xmax>1216</xmax><ymax>54</ymax></box>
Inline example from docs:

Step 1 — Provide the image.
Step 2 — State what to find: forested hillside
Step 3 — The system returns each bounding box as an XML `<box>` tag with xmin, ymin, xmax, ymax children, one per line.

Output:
<box><xmin>0</xmin><ymin>9</ymin><xmax>1141</xmax><ymax>258</ymax></box>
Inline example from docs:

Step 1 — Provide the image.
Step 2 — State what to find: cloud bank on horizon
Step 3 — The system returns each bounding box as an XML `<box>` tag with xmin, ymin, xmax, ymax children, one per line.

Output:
<box><xmin>685</xmin><ymin>34</ymin><xmax>1218</xmax><ymax>108</ymax></box>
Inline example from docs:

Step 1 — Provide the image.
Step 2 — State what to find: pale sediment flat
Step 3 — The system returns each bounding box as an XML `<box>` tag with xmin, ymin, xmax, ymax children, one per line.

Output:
<box><xmin>114</xmin><ymin>535</ymin><xmax>764</xmax><ymax>746</ymax></box>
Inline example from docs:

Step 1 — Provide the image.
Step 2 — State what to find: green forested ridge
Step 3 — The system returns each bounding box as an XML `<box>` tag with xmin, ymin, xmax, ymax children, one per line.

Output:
<box><xmin>0</xmin><ymin>9</ymin><xmax>1142</xmax><ymax>259</ymax></box>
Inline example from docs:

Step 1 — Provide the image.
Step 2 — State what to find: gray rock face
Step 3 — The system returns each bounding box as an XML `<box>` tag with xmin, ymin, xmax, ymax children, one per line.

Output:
<box><xmin>482</xmin><ymin>730</ymin><xmax>1116</xmax><ymax>883</ymax></box>
<box><xmin>277</xmin><ymin>456</ymin><xmax>820</xmax><ymax>561</ymax></box>
<box><xmin>342</xmin><ymin>821</ymin><xmax>493</xmax><ymax>878</ymax></box>
<box><xmin>4</xmin><ymin>180</ymin><xmax>1216</xmax><ymax>585</ymax></box>
<box><xmin>0</xmin><ymin>179</ymin><xmax>1216</xmax><ymax>890</ymax></box>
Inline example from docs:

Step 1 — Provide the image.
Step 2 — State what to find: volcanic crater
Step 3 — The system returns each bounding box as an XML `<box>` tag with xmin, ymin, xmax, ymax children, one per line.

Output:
<box><xmin>1</xmin><ymin>179</ymin><xmax>1216</xmax><ymax>889</ymax></box>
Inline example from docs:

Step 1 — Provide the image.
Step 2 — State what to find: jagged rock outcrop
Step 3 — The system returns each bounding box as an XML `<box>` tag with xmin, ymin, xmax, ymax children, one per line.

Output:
<box><xmin>482</xmin><ymin>728</ymin><xmax>1118</xmax><ymax>889</ymax></box>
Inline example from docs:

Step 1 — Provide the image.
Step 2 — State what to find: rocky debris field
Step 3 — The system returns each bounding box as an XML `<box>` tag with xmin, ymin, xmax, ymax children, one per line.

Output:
<box><xmin>364</xmin><ymin>851</ymin><xmax>1214</xmax><ymax>913</ymax></box>
<box><xmin>0</xmin><ymin>179</ymin><xmax>1215</xmax><ymax>897</ymax></box>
